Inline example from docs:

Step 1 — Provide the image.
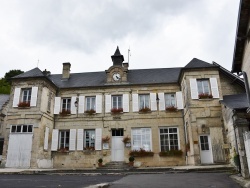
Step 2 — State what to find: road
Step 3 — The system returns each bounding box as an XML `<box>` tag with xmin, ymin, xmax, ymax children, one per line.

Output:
<box><xmin>0</xmin><ymin>173</ymin><xmax>241</xmax><ymax>188</ymax></box>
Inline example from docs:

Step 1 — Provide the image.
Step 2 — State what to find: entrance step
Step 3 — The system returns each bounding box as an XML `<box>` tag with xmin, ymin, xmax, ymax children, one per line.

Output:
<box><xmin>99</xmin><ymin>162</ymin><xmax>130</xmax><ymax>170</ymax></box>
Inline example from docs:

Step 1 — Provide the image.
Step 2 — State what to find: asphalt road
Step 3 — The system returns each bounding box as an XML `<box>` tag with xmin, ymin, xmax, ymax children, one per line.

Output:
<box><xmin>109</xmin><ymin>173</ymin><xmax>241</xmax><ymax>188</ymax></box>
<box><xmin>0</xmin><ymin>174</ymin><xmax>124</xmax><ymax>188</ymax></box>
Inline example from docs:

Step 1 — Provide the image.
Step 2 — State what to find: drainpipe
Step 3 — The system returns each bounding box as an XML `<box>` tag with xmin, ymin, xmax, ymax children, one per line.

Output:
<box><xmin>182</xmin><ymin>110</ymin><xmax>188</xmax><ymax>165</ymax></box>
<box><xmin>232</xmin><ymin>110</ymin><xmax>241</xmax><ymax>173</ymax></box>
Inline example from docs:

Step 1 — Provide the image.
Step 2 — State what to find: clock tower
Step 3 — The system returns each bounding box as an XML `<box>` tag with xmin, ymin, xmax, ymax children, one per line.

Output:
<box><xmin>106</xmin><ymin>47</ymin><xmax>129</xmax><ymax>84</ymax></box>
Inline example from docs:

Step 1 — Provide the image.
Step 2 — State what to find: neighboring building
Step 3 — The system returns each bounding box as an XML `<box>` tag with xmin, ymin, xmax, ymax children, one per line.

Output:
<box><xmin>0</xmin><ymin>47</ymin><xmax>244</xmax><ymax>169</ymax></box>
<box><xmin>0</xmin><ymin>94</ymin><xmax>9</xmax><ymax>163</ymax></box>
<box><xmin>220</xmin><ymin>0</ymin><xmax>250</xmax><ymax>178</ymax></box>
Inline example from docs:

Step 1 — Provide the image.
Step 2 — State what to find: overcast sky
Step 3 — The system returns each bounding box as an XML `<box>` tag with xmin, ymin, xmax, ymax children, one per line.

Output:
<box><xmin>0</xmin><ymin>0</ymin><xmax>240</xmax><ymax>77</ymax></box>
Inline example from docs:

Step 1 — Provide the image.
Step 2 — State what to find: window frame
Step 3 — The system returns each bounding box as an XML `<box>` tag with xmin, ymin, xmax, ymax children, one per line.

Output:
<box><xmin>21</xmin><ymin>88</ymin><xmax>32</xmax><ymax>103</ymax></box>
<box><xmin>85</xmin><ymin>96</ymin><xmax>96</xmax><ymax>111</ymax></box>
<box><xmin>10</xmin><ymin>125</ymin><xmax>33</xmax><ymax>133</ymax></box>
<box><xmin>61</xmin><ymin>98</ymin><xmax>71</xmax><ymax>111</ymax></box>
<box><xmin>165</xmin><ymin>93</ymin><xmax>176</xmax><ymax>107</ymax></box>
<box><xmin>131</xmin><ymin>128</ymin><xmax>152</xmax><ymax>151</ymax></box>
<box><xmin>112</xmin><ymin>95</ymin><xmax>123</xmax><ymax>109</ymax></box>
<box><xmin>197</xmin><ymin>79</ymin><xmax>211</xmax><ymax>95</ymax></box>
<box><xmin>159</xmin><ymin>127</ymin><xmax>179</xmax><ymax>151</ymax></box>
<box><xmin>59</xmin><ymin>130</ymin><xmax>70</xmax><ymax>150</ymax></box>
<box><xmin>84</xmin><ymin>129</ymin><xmax>95</xmax><ymax>150</ymax></box>
<box><xmin>139</xmin><ymin>94</ymin><xmax>150</xmax><ymax>110</ymax></box>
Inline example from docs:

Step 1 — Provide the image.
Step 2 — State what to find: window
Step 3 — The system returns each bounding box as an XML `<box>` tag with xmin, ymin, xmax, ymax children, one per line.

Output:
<box><xmin>139</xmin><ymin>94</ymin><xmax>150</xmax><ymax>109</ymax></box>
<box><xmin>21</xmin><ymin>88</ymin><xmax>32</xmax><ymax>103</ymax></box>
<box><xmin>11</xmin><ymin>125</ymin><xmax>33</xmax><ymax>133</ymax></box>
<box><xmin>112</xmin><ymin>129</ymin><xmax>123</xmax><ymax>136</ymax></box>
<box><xmin>132</xmin><ymin>128</ymin><xmax>151</xmax><ymax>151</ymax></box>
<box><xmin>112</xmin><ymin>95</ymin><xmax>122</xmax><ymax>109</ymax></box>
<box><xmin>84</xmin><ymin>130</ymin><xmax>95</xmax><ymax>150</ymax></box>
<box><xmin>165</xmin><ymin>93</ymin><xmax>176</xmax><ymax>107</ymax></box>
<box><xmin>160</xmin><ymin>127</ymin><xmax>179</xmax><ymax>151</ymax></box>
<box><xmin>59</xmin><ymin>130</ymin><xmax>70</xmax><ymax>149</ymax></box>
<box><xmin>86</xmin><ymin>97</ymin><xmax>96</xmax><ymax>111</ymax></box>
<box><xmin>197</xmin><ymin>79</ymin><xmax>210</xmax><ymax>95</ymax></box>
<box><xmin>200</xmin><ymin>135</ymin><xmax>209</xmax><ymax>150</ymax></box>
<box><xmin>62</xmin><ymin>98</ymin><xmax>71</xmax><ymax>111</ymax></box>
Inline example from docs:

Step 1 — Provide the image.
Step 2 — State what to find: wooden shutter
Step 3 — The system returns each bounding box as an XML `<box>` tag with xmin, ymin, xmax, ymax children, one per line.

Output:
<box><xmin>150</xmin><ymin>93</ymin><xmax>157</xmax><ymax>111</ymax></box>
<box><xmin>95</xmin><ymin>128</ymin><xmax>102</xmax><ymax>151</ymax></box>
<box><xmin>123</xmin><ymin>94</ymin><xmax>129</xmax><ymax>112</ymax></box>
<box><xmin>54</xmin><ymin>97</ymin><xmax>61</xmax><ymax>114</ymax></box>
<box><xmin>158</xmin><ymin>93</ymin><xmax>165</xmax><ymax>111</ymax></box>
<box><xmin>30</xmin><ymin>87</ymin><xmax>38</xmax><ymax>107</ymax></box>
<box><xmin>70</xmin><ymin>96</ymin><xmax>77</xmax><ymax>114</ymax></box>
<box><xmin>210</xmin><ymin>78</ymin><xmax>219</xmax><ymax>98</ymax></box>
<box><xmin>96</xmin><ymin>95</ymin><xmax>102</xmax><ymax>113</ymax></box>
<box><xmin>105</xmin><ymin>95</ymin><xmax>111</xmax><ymax>113</ymax></box>
<box><xmin>13</xmin><ymin>87</ymin><xmax>21</xmax><ymax>107</ymax></box>
<box><xmin>78</xmin><ymin>96</ymin><xmax>85</xmax><ymax>114</ymax></box>
<box><xmin>190</xmin><ymin>78</ymin><xmax>198</xmax><ymax>99</ymax></box>
<box><xmin>69</xmin><ymin>129</ymin><xmax>76</xmax><ymax>151</ymax></box>
<box><xmin>44</xmin><ymin>127</ymin><xmax>49</xmax><ymax>150</ymax></box>
<box><xmin>77</xmin><ymin>129</ymin><xmax>84</xmax><ymax>150</ymax></box>
<box><xmin>176</xmin><ymin>91</ymin><xmax>184</xmax><ymax>109</ymax></box>
<box><xmin>132</xmin><ymin>94</ymin><xmax>139</xmax><ymax>112</ymax></box>
<box><xmin>51</xmin><ymin>129</ymin><xmax>59</xmax><ymax>151</ymax></box>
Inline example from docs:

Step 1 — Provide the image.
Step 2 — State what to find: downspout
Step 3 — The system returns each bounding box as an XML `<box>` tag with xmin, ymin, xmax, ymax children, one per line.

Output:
<box><xmin>232</xmin><ymin>110</ymin><xmax>241</xmax><ymax>173</ymax></box>
<box><xmin>182</xmin><ymin>110</ymin><xmax>188</xmax><ymax>165</ymax></box>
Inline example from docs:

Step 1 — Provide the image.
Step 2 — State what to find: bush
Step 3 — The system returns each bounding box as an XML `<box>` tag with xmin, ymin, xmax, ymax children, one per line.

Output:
<box><xmin>129</xmin><ymin>156</ymin><xmax>135</xmax><ymax>162</ymax></box>
<box><xmin>98</xmin><ymin>158</ymin><xmax>103</xmax><ymax>163</ymax></box>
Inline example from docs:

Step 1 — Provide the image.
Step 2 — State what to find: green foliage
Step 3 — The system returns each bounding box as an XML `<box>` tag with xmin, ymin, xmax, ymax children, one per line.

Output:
<box><xmin>0</xmin><ymin>78</ymin><xmax>11</xmax><ymax>94</ymax></box>
<box><xmin>4</xmin><ymin>69</ymin><xmax>24</xmax><ymax>83</ymax></box>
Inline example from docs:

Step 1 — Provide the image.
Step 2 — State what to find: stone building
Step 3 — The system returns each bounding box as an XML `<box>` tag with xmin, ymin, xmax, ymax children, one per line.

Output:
<box><xmin>0</xmin><ymin>47</ymin><xmax>245</xmax><ymax>169</ymax></box>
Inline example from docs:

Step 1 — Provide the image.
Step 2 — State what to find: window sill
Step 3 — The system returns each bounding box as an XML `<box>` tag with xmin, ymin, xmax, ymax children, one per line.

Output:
<box><xmin>84</xmin><ymin>113</ymin><xmax>96</xmax><ymax>115</ymax></box>
<box><xmin>17</xmin><ymin>107</ymin><xmax>31</xmax><ymax>109</ymax></box>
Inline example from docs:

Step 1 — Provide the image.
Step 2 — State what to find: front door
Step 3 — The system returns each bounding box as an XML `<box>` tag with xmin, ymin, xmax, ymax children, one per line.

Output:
<box><xmin>199</xmin><ymin>135</ymin><xmax>213</xmax><ymax>164</ymax></box>
<box><xmin>6</xmin><ymin>134</ymin><xmax>33</xmax><ymax>168</ymax></box>
<box><xmin>111</xmin><ymin>129</ymin><xmax>124</xmax><ymax>161</ymax></box>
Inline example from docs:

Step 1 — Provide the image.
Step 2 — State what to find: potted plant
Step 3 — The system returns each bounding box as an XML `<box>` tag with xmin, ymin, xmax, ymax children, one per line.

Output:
<box><xmin>122</xmin><ymin>136</ymin><xmax>131</xmax><ymax>143</ymax></box>
<box><xmin>129</xmin><ymin>148</ymin><xmax>154</xmax><ymax>157</ymax></box>
<box><xmin>198</xmin><ymin>93</ymin><xmax>213</xmax><ymax>99</ymax></box>
<box><xmin>111</xmin><ymin>108</ymin><xmax>123</xmax><ymax>114</ymax></box>
<box><xmin>84</xmin><ymin>109</ymin><xmax>96</xmax><ymax>115</ymax></box>
<box><xmin>60</xmin><ymin>109</ymin><xmax>71</xmax><ymax>116</ymax></box>
<box><xmin>98</xmin><ymin>158</ymin><xmax>103</xmax><ymax>167</ymax></box>
<box><xmin>139</xmin><ymin>107</ymin><xmax>151</xmax><ymax>113</ymax></box>
<box><xmin>165</xmin><ymin>105</ymin><xmax>177</xmax><ymax>112</ymax></box>
<box><xmin>128</xmin><ymin>156</ymin><xmax>135</xmax><ymax>166</ymax></box>
<box><xmin>17</xmin><ymin>101</ymin><xmax>30</xmax><ymax>108</ymax></box>
<box><xmin>102</xmin><ymin>136</ymin><xmax>110</xmax><ymax>143</ymax></box>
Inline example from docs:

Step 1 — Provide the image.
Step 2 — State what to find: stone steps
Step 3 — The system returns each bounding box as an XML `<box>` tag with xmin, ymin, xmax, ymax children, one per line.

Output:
<box><xmin>99</xmin><ymin>162</ymin><xmax>130</xmax><ymax>170</ymax></box>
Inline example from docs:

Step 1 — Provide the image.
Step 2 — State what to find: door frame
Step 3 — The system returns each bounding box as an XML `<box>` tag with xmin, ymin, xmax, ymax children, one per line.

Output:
<box><xmin>199</xmin><ymin>134</ymin><xmax>213</xmax><ymax>164</ymax></box>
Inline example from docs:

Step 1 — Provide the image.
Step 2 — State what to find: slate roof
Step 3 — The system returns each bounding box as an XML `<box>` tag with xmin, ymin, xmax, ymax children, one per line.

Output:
<box><xmin>184</xmin><ymin>58</ymin><xmax>218</xmax><ymax>69</ymax></box>
<box><xmin>220</xmin><ymin>93</ymin><xmax>248</xmax><ymax>110</ymax></box>
<box><xmin>0</xmin><ymin>94</ymin><xmax>9</xmax><ymax>111</ymax></box>
<box><xmin>13</xmin><ymin>67</ymin><xmax>44</xmax><ymax>78</ymax></box>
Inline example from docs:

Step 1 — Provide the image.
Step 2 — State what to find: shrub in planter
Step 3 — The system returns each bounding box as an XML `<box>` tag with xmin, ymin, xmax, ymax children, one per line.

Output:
<box><xmin>129</xmin><ymin>148</ymin><xmax>154</xmax><ymax>157</ymax></box>
<box><xmin>17</xmin><ymin>101</ymin><xmax>30</xmax><ymax>108</ymax></box>
<box><xmin>84</xmin><ymin>109</ymin><xmax>96</xmax><ymax>115</ymax></box>
<box><xmin>139</xmin><ymin>107</ymin><xmax>151</xmax><ymax>113</ymax></box>
<box><xmin>198</xmin><ymin>93</ymin><xmax>213</xmax><ymax>99</ymax></box>
<box><xmin>111</xmin><ymin>108</ymin><xmax>123</xmax><ymax>114</ymax></box>
<box><xmin>159</xmin><ymin>149</ymin><xmax>183</xmax><ymax>157</ymax></box>
<box><xmin>165</xmin><ymin>106</ymin><xmax>177</xmax><ymax>112</ymax></box>
<box><xmin>98</xmin><ymin>158</ymin><xmax>103</xmax><ymax>167</ymax></box>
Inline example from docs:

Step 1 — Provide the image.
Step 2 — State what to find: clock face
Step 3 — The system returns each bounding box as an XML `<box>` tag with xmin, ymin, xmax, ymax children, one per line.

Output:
<box><xmin>113</xmin><ymin>73</ymin><xmax>121</xmax><ymax>81</ymax></box>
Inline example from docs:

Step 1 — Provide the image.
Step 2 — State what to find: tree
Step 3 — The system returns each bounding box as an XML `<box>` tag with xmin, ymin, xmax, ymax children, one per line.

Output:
<box><xmin>4</xmin><ymin>69</ymin><xmax>24</xmax><ymax>83</ymax></box>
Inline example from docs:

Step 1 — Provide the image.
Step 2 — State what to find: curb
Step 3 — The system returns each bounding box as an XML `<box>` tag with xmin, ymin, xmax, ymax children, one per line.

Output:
<box><xmin>85</xmin><ymin>183</ymin><xmax>110</xmax><ymax>188</ymax></box>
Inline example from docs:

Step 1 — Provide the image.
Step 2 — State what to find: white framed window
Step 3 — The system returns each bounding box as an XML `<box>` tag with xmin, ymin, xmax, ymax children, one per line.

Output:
<box><xmin>112</xmin><ymin>95</ymin><xmax>122</xmax><ymax>109</ymax></box>
<box><xmin>62</xmin><ymin>98</ymin><xmax>71</xmax><ymax>111</ymax></box>
<box><xmin>59</xmin><ymin>130</ymin><xmax>70</xmax><ymax>150</ymax></box>
<box><xmin>85</xmin><ymin>96</ymin><xmax>96</xmax><ymax>111</ymax></box>
<box><xmin>159</xmin><ymin>127</ymin><xmax>179</xmax><ymax>151</ymax></box>
<box><xmin>139</xmin><ymin>94</ymin><xmax>150</xmax><ymax>110</ymax></box>
<box><xmin>84</xmin><ymin>130</ymin><xmax>95</xmax><ymax>150</ymax></box>
<box><xmin>21</xmin><ymin>88</ymin><xmax>32</xmax><ymax>103</ymax></box>
<box><xmin>165</xmin><ymin>93</ymin><xmax>176</xmax><ymax>107</ymax></box>
<box><xmin>132</xmin><ymin>128</ymin><xmax>151</xmax><ymax>151</ymax></box>
<box><xmin>11</xmin><ymin>125</ymin><xmax>33</xmax><ymax>133</ymax></box>
<box><xmin>197</xmin><ymin>79</ymin><xmax>211</xmax><ymax>95</ymax></box>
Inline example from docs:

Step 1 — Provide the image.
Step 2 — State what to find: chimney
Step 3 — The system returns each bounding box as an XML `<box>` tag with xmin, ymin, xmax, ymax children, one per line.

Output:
<box><xmin>62</xmin><ymin>62</ymin><xmax>71</xmax><ymax>79</ymax></box>
<box><xmin>123</xmin><ymin>62</ymin><xmax>129</xmax><ymax>70</ymax></box>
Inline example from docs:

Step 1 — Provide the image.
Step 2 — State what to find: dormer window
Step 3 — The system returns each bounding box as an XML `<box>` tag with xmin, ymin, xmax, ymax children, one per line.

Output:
<box><xmin>197</xmin><ymin>79</ymin><xmax>211</xmax><ymax>95</ymax></box>
<box><xmin>21</xmin><ymin>88</ymin><xmax>32</xmax><ymax>103</ymax></box>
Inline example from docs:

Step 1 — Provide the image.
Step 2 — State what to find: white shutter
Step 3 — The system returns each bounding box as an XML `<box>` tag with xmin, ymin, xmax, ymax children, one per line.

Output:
<box><xmin>69</xmin><ymin>129</ymin><xmax>76</xmax><ymax>151</ymax></box>
<box><xmin>105</xmin><ymin>95</ymin><xmax>111</xmax><ymax>113</ymax></box>
<box><xmin>123</xmin><ymin>94</ymin><xmax>129</xmax><ymax>112</ymax></box>
<box><xmin>70</xmin><ymin>96</ymin><xmax>77</xmax><ymax>114</ymax></box>
<box><xmin>78</xmin><ymin>96</ymin><xmax>85</xmax><ymax>114</ymax></box>
<box><xmin>150</xmin><ymin>93</ymin><xmax>157</xmax><ymax>111</ymax></box>
<box><xmin>132</xmin><ymin>94</ymin><xmax>139</xmax><ymax>112</ymax></box>
<box><xmin>54</xmin><ymin>97</ymin><xmax>61</xmax><ymax>114</ymax></box>
<box><xmin>13</xmin><ymin>87</ymin><xmax>21</xmax><ymax>107</ymax></box>
<box><xmin>44</xmin><ymin>127</ymin><xmax>49</xmax><ymax>150</ymax></box>
<box><xmin>77</xmin><ymin>129</ymin><xmax>84</xmax><ymax>150</ymax></box>
<box><xmin>210</xmin><ymin>78</ymin><xmax>219</xmax><ymax>98</ymax></box>
<box><xmin>51</xmin><ymin>129</ymin><xmax>59</xmax><ymax>151</ymax></box>
<box><xmin>190</xmin><ymin>78</ymin><xmax>198</xmax><ymax>99</ymax></box>
<box><xmin>96</xmin><ymin>95</ymin><xmax>102</xmax><ymax>113</ymax></box>
<box><xmin>176</xmin><ymin>91</ymin><xmax>184</xmax><ymax>109</ymax></box>
<box><xmin>95</xmin><ymin>128</ymin><xmax>102</xmax><ymax>151</ymax></box>
<box><xmin>30</xmin><ymin>87</ymin><xmax>38</xmax><ymax>107</ymax></box>
<box><xmin>158</xmin><ymin>93</ymin><xmax>165</xmax><ymax>111</ymax></box>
